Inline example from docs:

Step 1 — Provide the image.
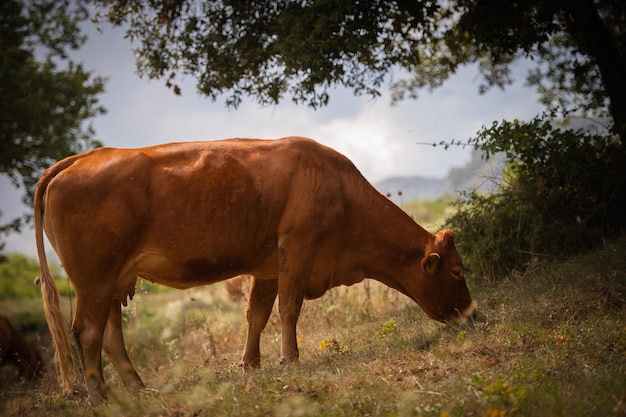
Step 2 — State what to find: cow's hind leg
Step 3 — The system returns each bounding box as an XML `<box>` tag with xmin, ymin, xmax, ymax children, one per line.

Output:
<box><xmin>72</xmin><ymin>295</ymin><xmax>111</xmax><ymax>402</ymax></box>
<box><xmin>103</xmin><ymin>301</ymin><xmax>144</xmax><ymax>391</ymax></box>
<box><xmin>241</xmin><ymin>277</ymin><xmax>278</xmax><ymax>369</ymax></box>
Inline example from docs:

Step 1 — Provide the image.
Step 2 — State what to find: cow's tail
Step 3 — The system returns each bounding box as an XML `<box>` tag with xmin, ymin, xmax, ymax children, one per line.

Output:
<box><xmin>34</xmin><ymin>158</ymin><xmax>78</xmax><ymax>393</ymax></box>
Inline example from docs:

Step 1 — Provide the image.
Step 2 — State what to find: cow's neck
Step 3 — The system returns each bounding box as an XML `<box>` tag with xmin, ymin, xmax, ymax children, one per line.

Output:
<box><xmin>348</xmin><ymin>189</ymin><xmax>432</xmax><ymax>299</ymax></box>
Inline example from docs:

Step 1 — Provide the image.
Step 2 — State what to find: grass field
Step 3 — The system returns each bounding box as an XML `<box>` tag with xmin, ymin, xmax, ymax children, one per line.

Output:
<box><xmin>1</xmin><ymin>237</ymin><xmax>625</xmax><ymax>416</ymax></box>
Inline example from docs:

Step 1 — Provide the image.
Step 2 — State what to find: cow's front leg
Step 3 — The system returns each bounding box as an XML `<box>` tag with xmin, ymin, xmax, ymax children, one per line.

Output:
<box><xmin>278</xmin><ymin>285</ymin><xmax>304</xmax><ymax>365</ymax></box>
<box><xmin>241</xmin><ymin>277</ymin><xmax>278</xmax><ymax>369</ymax></box>
<box><xmin>276</xmin><ymin>245</ymin><xmax>308</xmax><ymax>365</ymax></box>
<box><xmin>273</xmin><ymin>237</ymin><xmax>315</xmax><ymax>365</ymax></box>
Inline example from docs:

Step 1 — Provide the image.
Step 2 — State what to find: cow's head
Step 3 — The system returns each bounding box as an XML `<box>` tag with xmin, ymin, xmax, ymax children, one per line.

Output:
<box><xmin>417</xmin><ymin>230</ymin><xmax>476</xmax><ymax>325</ymax></box>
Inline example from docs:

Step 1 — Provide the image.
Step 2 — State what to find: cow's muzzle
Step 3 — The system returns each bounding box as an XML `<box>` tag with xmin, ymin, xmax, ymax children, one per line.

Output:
<box><xmin>448</xmin><ymin>301</ymin><xmax>478</xmax><ymax>326</ymax></box>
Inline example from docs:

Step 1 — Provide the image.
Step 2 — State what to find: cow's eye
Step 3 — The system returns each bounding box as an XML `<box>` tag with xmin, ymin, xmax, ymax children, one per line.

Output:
<box><xmin>451</xmin><ymin>268</ymin><xmax>463</xmax><ymax>280</ymax></box>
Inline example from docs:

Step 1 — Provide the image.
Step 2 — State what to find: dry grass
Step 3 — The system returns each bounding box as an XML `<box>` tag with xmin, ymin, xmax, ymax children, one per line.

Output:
<box><xmin>1</xmin><ymin>238</ymin><xmax>625</xmax><ymax>417</ymax></box>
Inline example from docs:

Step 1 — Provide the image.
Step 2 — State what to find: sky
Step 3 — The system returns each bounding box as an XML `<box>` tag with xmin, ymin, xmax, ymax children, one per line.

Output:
<box><xmin>1</xmin><ymin>20</ymin><xmax>544</xmax><ymax>257</ymax></box>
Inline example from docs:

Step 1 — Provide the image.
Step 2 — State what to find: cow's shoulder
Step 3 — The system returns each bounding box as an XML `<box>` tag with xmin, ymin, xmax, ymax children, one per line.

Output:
<box><xmin>277</xmin><ymin>136</ymin><xmax>360</xmax><ymax>173</ymax></box>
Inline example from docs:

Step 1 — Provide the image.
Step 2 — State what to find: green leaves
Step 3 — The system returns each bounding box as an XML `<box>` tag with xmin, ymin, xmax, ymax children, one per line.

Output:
<box><xmin>94</xmin><ymin>0</ymin><xmax>444</xmax><ymax>108</ymax></box>
<box><xmin>445</xmin><ymin>112</ymin><xmax>626</xmax><ymax>279</ymax></box>
<box><xmin>92</xmin><ymin>0</ymin><xmax>626</xmax><ymax>144</ymax></box>
<box><xmin>0</xmin><ymin>0</ymin><xmax>105</xmax><ymax>248</ymax></box>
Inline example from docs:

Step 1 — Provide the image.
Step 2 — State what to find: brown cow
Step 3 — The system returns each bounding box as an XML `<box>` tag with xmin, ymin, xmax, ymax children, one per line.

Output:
<box><xmin>0</xmin><ymin>314</ymin><xmax>43</xmax><ymax>381</ymax></box>
<box><xmin>34</xmin><ymin>136</ymin><xmax>476</xmax><ymax>401</ymax></box>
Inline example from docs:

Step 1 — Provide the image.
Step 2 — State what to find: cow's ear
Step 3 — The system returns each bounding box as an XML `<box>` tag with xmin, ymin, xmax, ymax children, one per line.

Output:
<box><xmin>422</xmin><ymin>253</ymin><xmax>440</xmax><ymax>275</ymax></box>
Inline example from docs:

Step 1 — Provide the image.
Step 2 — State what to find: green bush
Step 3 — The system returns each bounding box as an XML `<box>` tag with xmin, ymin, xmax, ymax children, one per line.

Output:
<box><xmin>402</xmin><ymin>195</ymin><xmax>455</xmax><ymax>229</ymax></box>
<box><xmin>446</xmin><ymin>112</ymin><xmax>626</xmax><ymax>280</ymax></box>
<box><xmin>0</xmin><ymin>253</ymin><xmax>72</xmax><ymax>299</ymax></box>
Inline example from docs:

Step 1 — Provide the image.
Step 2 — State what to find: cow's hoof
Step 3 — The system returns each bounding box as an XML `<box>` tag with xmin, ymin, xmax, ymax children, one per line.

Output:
<box><xmin>279</xmin><ymin>356</ymin><xmax>299</xmax><ymax>365</ymax></box>
<box><xmin>240</xmin><ymin>361</ymin><xmax>260</xmax><ymax>372</ymax></box>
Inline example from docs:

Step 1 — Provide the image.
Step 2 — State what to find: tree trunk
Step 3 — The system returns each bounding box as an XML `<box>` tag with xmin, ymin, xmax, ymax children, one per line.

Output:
<box><xmin>564</xmin><ymin>0</ymin><xmax>626</xmax><ymax>146</ymax></box>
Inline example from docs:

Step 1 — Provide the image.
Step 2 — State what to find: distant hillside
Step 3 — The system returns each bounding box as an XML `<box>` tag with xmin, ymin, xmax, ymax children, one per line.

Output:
<box><xmin>444</xmin><ymin>149</ymin><xmax>505</xmax><ymax>195</ymax></box>
<box><xmin>375</xmin><ymin>149</ymin><xmax>505</xmax><ymax>203</ymax></box>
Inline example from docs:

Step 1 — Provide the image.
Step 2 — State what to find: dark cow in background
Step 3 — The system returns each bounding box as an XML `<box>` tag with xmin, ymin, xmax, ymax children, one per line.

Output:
<box><xmin>34</xmin><ymin>136</ymin><xmax>476</xmax><ymax>401</ymax></box>
<box><xmin>224</xmin><ymin>275</ymin><xmax>252</xmax><ymax>301</ymax></box>
<box><xmin>0</xmin><ymin>314</ymin><xmax>43</xmax><ymax>381</ymax></box>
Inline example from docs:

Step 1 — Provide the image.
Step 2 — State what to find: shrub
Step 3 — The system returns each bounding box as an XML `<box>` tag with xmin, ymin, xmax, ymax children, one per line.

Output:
<box><xmin>402</xmin><ymin>195</ymin><xmax>456</xmax><ymax>230</ymax></box>
<box><xmin>445</xmin><ymin>111</ymin><xmax>626</xmax><ymax>280</ymax></box>
<box><xmin>0</xmin><ymin>253</ymin><xmax>72</xmax><ymax>299</ymax></box>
